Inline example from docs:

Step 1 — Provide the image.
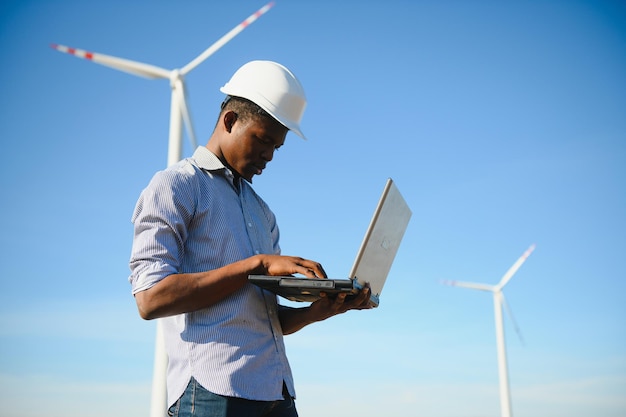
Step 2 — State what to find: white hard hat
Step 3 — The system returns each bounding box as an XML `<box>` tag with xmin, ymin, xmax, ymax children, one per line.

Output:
<box><xmin>220</xmin><ymin>60</ymin><xmax>307</xmax><ymax>140</ymax></box>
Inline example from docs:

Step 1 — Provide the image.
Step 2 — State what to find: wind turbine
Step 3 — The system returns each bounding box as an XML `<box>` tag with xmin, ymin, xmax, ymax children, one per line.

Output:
<box><xmin>442</xmin><ymin>244</ymin><xmax>536</xmax><ymax>417</ymax></box>
<box><xmin>51</xmin><ymin>1</ymin><xmax>274</xmax><ymax>167</ymax></box>
<box><xmin>53</xmin><ymin>3</ymin><xmax>275</xmax><ymax>417</ymax></box>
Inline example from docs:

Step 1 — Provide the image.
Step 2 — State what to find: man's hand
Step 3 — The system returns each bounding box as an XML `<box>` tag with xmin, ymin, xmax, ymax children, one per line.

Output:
<box><xmin>258</xmin><ymin>254</ymin><xmax>327</xmax><ymax>279</ymax></box>
<box><xmin>309</xmin><ymin>284</ymin><xmax>373</xmax><ymax>321</ymax></box>
<box><xmin>278</xmin><ymin>284</ymin><xmax>373</xmax><ymax>334</ymax></box>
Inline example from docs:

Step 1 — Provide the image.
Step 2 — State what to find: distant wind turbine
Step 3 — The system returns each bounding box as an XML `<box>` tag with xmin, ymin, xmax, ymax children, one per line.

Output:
<box><xmin>52</xmin><ymin>4</ymin><xmax>275</xmax><ymax>417</ymax></box>
<box><xmin>51</xmin><ymin>1</ymin><xmax>275</xmax><ymax>167</ymax></box>
<box><xmin>442</xmin><ymin>244</ymin><xmax>536</xmax><ymax>417</ymax></box>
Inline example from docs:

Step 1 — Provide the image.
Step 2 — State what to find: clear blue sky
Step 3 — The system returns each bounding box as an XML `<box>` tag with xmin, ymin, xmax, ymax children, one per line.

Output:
<box><xmin>1</xmin><ymin>1</ymin><xmax>624</xmax><ymax>416</ymax></box>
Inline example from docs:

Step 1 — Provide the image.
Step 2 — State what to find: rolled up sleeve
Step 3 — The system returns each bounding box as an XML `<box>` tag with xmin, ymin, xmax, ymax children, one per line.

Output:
<box><xmin>128</xmin><ymin>168</ymin><xmax>195</xmax><ymax>295</ymax></box>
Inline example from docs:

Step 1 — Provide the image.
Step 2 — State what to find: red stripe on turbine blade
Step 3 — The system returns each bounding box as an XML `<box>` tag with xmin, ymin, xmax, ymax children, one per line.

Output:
<box><xmin>68</xmin><ymin>48</ymin><xmax>76</xmax><ymax>55</ymax></box>
<box><xmin>242</xmin><ymin>2</ymin><xmax>272</xmax><ymax>27</ymax></box>
<box><xmin>85</xmin><ymin>52</ymin><xmax>93</xmax><ymax>59</ymax></box>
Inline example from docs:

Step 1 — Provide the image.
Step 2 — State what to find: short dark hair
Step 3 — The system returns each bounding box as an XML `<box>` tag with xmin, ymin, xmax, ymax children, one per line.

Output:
<box><xmin>218</xmin><ymin>95</ymin><xmax>274</xmax><ymax>126</ymax></box>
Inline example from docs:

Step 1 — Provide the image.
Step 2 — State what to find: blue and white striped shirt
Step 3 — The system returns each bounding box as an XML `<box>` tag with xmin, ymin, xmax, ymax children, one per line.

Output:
<box><xmin>129</xmin><ymin>146</ymin><xmax>294</xmax><ymax>406</ymax></box>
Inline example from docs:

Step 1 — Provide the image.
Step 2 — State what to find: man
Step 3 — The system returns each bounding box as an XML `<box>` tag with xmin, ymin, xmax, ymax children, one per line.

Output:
<box><xmin>129</xmin><ymin>60</ymin><xmax>371</xmax><ymax>417</ymax></box>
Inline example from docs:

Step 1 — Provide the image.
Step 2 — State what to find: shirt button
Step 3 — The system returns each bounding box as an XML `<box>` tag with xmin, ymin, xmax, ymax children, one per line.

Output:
<box><xmin>248</xmin><ymin>222</ymin><xmax>253</xmax><ymax>228</ymax></box>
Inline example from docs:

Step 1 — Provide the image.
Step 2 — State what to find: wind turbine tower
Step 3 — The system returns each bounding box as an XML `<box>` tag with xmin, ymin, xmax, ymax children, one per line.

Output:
<box><xmin>52</xmin><ymin>3</ymin><xmax>275</xmax><ymax>417</ymax></box>
<box><xmin>443</xmin><ymin>244</ymin><xmax>536</xmax><ymax>417</ymax></box>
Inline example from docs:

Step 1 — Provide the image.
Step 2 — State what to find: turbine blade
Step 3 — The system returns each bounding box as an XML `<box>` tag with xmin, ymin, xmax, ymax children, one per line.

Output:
<box><xmin>51</xmin><ymin>43</ymin><xmax>171</xmax><ymax>79</ymax></box>
<box><xmin>173</xmin><ymin>78</ymin><xmax>198</xmax><ymax>150</ymax></box>
<box><xmin>180</xmin><ymin>1</ymin><xmax>275</xmax><ymax>75</ymax></box>
<box><xmin>497</xmin><ymin>244</ymin><xmax>536</xmax><ymax>289</ymax></box>
<box><xmin>501</xmin><ymin>293</ymin><xmax>525</xmax><ymax>346</ymax></box>
<box><xmin>441</xmin><ymin>280</ymin><xmax>495</xmax><ymax>292</ymax></box>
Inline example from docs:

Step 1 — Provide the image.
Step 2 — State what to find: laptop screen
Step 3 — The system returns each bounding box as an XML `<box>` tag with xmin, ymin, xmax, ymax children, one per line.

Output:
<box><xmin>349</xmin><ymin>179</ymin><xmax>412</xmax><ymax>300</ymax></box>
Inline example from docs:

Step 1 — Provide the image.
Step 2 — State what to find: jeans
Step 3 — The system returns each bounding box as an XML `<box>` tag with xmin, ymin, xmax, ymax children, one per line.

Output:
<box><xmin>168</xmin><ymin>378</ymin><xmax>299</xmax><ymax>417</ymax></box>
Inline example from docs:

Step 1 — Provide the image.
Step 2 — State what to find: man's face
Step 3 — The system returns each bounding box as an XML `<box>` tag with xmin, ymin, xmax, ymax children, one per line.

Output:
<box><xmin>223</xmin><ymin>115</ymin><xmax>288</xmax><ymax>182</ymax></box>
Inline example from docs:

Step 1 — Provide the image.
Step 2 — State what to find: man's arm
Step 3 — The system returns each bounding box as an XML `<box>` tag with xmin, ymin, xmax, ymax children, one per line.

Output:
<box><xmin>134</xmin><ymin>254</ymin><xmax>326</xmax><ymax>320</ymax></box>
<box><xmin>278</xmin><ymin>286</ymin><xmax>372</xmax><ymax>335</ymax></box>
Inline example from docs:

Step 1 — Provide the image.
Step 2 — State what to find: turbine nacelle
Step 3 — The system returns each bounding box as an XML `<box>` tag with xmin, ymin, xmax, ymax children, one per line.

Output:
<box><xmin>169</xmin><ymin>69</ymin><xmax>184</xmax><ymax>87</ymax></box>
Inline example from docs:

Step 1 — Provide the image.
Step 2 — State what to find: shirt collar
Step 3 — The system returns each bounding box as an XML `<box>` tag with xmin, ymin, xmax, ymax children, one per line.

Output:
<box><xmin>191</xmin><ymin>146</ymin><xmax>227</xmax><ymax>172</ymax></box>
<box><xmin>191</xmin><ymin>146</ymin><xmax>243</xmax><ymax>190</ymax></box>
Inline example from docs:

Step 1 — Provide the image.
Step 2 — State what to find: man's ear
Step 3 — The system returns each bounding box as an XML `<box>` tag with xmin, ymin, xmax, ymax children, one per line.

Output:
<box><xmin>223</xmin><ymin>111</ymin><xmax>238</xmax><ymax>133</ymax></box>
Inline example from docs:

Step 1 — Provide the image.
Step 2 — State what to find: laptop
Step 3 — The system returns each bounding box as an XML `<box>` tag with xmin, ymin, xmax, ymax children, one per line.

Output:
<box><xmin>248</xmin><ymin>178</ymin><xmax>412</xmax><ymax>307</ymax></box>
